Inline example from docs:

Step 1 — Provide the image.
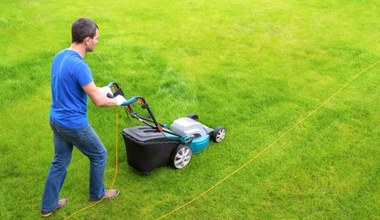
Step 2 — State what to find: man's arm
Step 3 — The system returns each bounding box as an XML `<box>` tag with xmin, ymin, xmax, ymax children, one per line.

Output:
<box><xmin>83</xmin><ymin>82</ymin><xmax>118</xmax><ymax>107</ymax></box>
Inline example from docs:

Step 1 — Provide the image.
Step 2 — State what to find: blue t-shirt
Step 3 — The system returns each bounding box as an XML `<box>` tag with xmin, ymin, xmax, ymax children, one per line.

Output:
<box><xmin>50</xmin><ymin>49</ymin><xmax>94</xmax><ymax>129</ymax></box>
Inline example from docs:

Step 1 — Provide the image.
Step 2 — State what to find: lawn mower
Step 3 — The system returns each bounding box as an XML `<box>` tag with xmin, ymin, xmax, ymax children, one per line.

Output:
<box><xmin>107</xmin><ymin>83</ymin><xmax>226</xmax><ymax>174</ymax></box>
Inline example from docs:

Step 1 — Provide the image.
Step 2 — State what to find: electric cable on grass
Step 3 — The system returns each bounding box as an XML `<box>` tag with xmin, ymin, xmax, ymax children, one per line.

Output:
<box><xmin>64</xmin><ymin>107</ymin><xmax>119</xmax><ymax>220</ymax></box>
<box><xmin>64</xmin><ymin>59</ymin><xmax>379</xmax><ymax>219</ymax></box>
<box><xmin>156</xmin><ymin>59</ymin><xmax>380</xmax><ymax>220</ymax></box>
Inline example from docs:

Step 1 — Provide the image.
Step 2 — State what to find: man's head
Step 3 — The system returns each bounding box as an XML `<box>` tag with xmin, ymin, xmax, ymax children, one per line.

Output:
<box><xmin>71</xmin><ymin>18</ymin><xmax>99</xmax><ymax>52</ymax></box>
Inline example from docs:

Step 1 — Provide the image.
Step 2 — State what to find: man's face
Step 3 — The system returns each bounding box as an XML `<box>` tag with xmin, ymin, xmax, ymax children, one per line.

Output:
<box><xmin>85</xmin><ymin>29</ymin><xmax>99</xmax><ymax>52</ymax></box>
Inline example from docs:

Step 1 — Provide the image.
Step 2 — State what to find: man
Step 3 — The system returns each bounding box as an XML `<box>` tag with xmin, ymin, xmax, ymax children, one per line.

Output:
<box><xmin>41</xmin><ymin>18</ymin><xmax>126</xmax><ymax>217</ymax></box>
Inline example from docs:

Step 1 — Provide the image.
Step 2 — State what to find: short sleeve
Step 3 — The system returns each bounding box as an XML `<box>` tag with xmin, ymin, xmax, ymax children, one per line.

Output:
<box><xmin>74</xmin><ymin>61</ymin><xmax>94</xmax><ymax>86</ymax></box>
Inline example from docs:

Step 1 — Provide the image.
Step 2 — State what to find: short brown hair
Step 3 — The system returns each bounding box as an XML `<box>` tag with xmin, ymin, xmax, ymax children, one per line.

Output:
<box><xmin>71</xmin><ymin>18</ymin><xmax>99</xmax><ymax>43</ymax></box>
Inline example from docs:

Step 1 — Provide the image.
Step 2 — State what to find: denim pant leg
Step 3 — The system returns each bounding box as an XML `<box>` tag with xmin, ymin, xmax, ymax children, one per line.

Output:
<box><xmin>69</xmin><ymin>124</ymin><xmax>107</xmax><ymax>200</ymax></box>
<box><xmin>41</xmin><ymin>121</ymin><xmax>73</xmax><ymax>212</ymax></box>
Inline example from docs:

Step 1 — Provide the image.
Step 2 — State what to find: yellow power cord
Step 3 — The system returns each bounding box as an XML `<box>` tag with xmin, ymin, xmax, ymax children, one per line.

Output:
<box><xmin>156</xmin><ymin>59</ymin><xmax>380</xmax><ymax>219</ymax></box>
<box><xmin>64</xmin><ymin>59</ymin><xmax>379</xmax><ymax>219</ymax></box>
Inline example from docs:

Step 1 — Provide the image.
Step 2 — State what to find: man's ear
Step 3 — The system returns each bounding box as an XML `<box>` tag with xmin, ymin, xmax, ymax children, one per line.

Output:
<box><xmin>84</xmin><ymin>37</ymin><xmax>91</xmax><ymax>45</ymax></box>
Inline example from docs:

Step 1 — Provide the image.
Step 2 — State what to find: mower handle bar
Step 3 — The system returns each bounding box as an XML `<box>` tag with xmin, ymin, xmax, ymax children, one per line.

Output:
<box><xmin>107</xmin><ymin>82</ymin><xmax>165</xmax><ymax>132</ymax></box>
<box><xmin>122</xmin><ymin>95</ymin><xmax>164</xmax><ymax>132</ymax></box>
<box><xmin>108</xmin><ymin>82</ymin><xmax>188</xmax><ymax>137</ymax></box>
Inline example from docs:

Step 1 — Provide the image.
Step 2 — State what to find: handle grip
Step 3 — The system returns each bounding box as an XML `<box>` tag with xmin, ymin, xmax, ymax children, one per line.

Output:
<box><xmin>107</xmin><ymin>82</ymin><xmax>125</xmax><ymax>98</ymax></box>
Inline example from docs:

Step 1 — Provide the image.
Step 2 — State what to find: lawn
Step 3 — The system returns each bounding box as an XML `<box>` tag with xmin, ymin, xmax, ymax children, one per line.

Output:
<box><xmin>0</xmin><ymin>0</ymin><xmax>379</xmax><ymax>219</ymax></box>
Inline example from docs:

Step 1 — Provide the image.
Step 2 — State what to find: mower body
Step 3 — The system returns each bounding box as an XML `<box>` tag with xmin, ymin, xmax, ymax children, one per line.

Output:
<box><xmin>168</xmin><ymin>117</ymin><xmax>214</xmax><ymax>153</ymax></box>
<box><xmin>122</xmin><ymin>116</ymin><xmax>217</xmax><ymax>174</ymax></box>
<box><xmin>108</xmin><ymin>84</ymin><xmax>226</xmax><ymax>174</ymax></box>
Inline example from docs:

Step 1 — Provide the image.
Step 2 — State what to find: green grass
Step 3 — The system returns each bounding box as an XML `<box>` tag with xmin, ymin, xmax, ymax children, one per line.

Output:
<box><xmin>1</xmin><ymin>0</ymin><xmax>379</xmax><ymax>219</ymax></box>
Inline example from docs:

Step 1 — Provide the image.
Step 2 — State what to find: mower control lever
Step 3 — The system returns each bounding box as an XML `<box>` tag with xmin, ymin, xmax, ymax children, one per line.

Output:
<box><xmin>107</xmin><ymin>82</ymin><xmax>125</xmax><ymax>98</ymax></box>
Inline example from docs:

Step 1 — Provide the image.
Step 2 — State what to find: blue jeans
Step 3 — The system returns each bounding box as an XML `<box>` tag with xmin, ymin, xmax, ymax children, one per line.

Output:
<box><xmin>41</xmin><ymin>119</ymin><xmax>107</xmax><ymax>212</ymax></box>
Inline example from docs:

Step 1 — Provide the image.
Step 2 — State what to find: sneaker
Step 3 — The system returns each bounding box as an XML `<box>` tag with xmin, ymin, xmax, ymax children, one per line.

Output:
<box><xmin>40</xmin><ymin>198</ymin><xmax>69</xmax><ymax>218</ymax></box>
<box><xmin>90</xmin><ymin>189</ymin><xmax>120</xmax><ymax>202</ymax></box>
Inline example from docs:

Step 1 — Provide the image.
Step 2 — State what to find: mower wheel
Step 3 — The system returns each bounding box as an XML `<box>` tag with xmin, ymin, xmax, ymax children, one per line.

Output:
<box><xmin>171</xmin><ymin>144</ymin><xmax>192</xmax><ymax>169</ymax></box>
<box><xmin>212</xmin><ymin>126</ymin><xmax>226</xmax><ymax>143</ymax></box>
<box><xmin>187</xmin><ymin>113</ymin><xmax>199</xmax><ymax>121</ymax></box>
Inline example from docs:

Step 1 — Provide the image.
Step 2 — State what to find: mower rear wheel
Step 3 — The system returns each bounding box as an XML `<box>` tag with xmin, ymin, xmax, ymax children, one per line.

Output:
<box><xmin>171</xmin><ymin>144</ymin><xmax>192</xmax><ymax>169</ymax></box>
<box><xmin>187</xmin><ymin>113</ymin><xmax>199</xmax><ymax>121</ymax></box>
<box><xmin>212</xmin><ymin>126</ymin><xmax>226</xmax><ymax>143</ymax></box>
